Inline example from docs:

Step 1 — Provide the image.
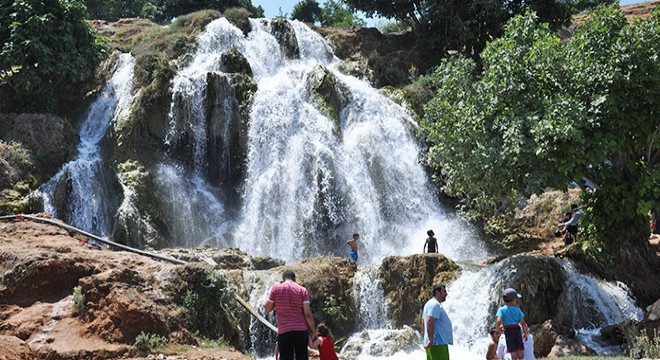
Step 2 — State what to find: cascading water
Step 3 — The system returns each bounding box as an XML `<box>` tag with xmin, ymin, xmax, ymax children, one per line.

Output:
<box><xmin>162</xmin><ymin>16</ymin><xmax>487</xmax><ymax>263</ymax></box>
<box><xmin>352</xmin><ymin>266</ymin><xmax>390</xmax><ymax>330</ymax></box>
<box><xmin>40</xmin><ymin>54</ymin><xmax>135</xmax><ymax>236</ymax></box>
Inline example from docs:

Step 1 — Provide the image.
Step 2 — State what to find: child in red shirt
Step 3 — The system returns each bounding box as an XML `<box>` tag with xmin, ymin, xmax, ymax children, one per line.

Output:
<box><xmin>308</xmin><ymin>323</ymin><xmax>339</xmax><ymax>360</ymax></box>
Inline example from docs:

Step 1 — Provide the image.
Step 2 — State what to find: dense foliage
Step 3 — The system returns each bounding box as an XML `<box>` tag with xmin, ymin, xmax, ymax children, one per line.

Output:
<box><xmin>84</xmin><ymin>0</ymin><xmax>264</xmax><ymax>22</ymax></box>
<box><xmin>0</xmin><ymin>0</ymin><xmax>107</xmax><ymax>113</ymax></box>
<box><xmin>291</xmin><ymin>0</ymin><xmax>365</xmax><ymax>28</ymax></box>
<box><xmin>344</xmin><ymin>0</ymin><xmax>615</xmax><ymax>56</ymax></box>
<box><xmin>291</xmin><ymin>0</ymin><xmax>323</xmax><ymax>23</ymax></box>
<box><xmin>420</xmin><ymin>6</ymin><xmax>659</xmax><ymax>297</ymax></box>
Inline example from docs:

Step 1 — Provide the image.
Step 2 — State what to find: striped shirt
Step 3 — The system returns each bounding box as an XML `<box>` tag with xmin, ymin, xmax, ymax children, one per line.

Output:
<box><xmin>268</xmin><ymin>280</ymin><xmax>310</xmax><ymax>334</ymax></box>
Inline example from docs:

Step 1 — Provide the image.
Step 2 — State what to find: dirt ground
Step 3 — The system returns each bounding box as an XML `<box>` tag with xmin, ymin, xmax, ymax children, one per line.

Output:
<box><xmin>0</xmin><ymin>216</ymin><xmax>252</xmax><ymax>360</ymax></box>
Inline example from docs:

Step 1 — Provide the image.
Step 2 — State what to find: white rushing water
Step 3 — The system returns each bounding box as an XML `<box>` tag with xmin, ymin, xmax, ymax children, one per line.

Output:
<box><xmin>164</xmin><ymin>17</ymin><xmax>487</xmax><ymax>264</ymax></box>
<box><xmin>41</xmin><ymin>54</ymin><xmax>135</xmax><ymax>236</ymax></box>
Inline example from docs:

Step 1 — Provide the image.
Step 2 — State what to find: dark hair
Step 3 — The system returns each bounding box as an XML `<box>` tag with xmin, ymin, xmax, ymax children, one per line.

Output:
<box><xmin>489</xmin><ymin>327</ymin><xmax>500</xmax><ymax>336</ymax></box>
<box><xmin>427</xmin><ymin>230</ymin><xmax>434</xmax><ymax>236</ymax></box>
<box><xmin>432</xmin><ymin>284</ymin><xmax>445</xmax><ymax>295</ymax></box>
<box><xmin>353</xmin><ymin>233</ymin><xmax>359</xmax><ymax>238</ymax></box>
<box><xmin>282</xmin><ymin>270</ymin><xmax>296</xmax><ymax>281</ymax></box>
<box><xmin>571</xmin><ymin>204</ymin><xmax>578</xmax><ymax>210</ymax></box>
<box><xmin>317</xmin><ymin>323</ymin><xmax>334</xmax><ymax>341</ymax></box>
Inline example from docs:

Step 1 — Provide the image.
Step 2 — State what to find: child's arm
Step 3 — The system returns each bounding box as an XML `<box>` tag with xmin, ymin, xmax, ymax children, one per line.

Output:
<box><xmin>308</xmin><ymin>335</ymin><xmax>322</xmax><ymax>349</ymax></box>
<box><xmin>520</xmin><ymin>318</ymin><xmax>529</xmax><ymax>341</ymax></box>
<box><xmin>495</xmin><ymin>316</ymin><xmax>503</xmax><ymax>331</ymax></box>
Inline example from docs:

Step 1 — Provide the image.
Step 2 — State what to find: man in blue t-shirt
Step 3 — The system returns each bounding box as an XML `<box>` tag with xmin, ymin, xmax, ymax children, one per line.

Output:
<box><xmin>422</xmin><ymin>284</ymin><xmax>453</xmax><ymax>360</ymax></box>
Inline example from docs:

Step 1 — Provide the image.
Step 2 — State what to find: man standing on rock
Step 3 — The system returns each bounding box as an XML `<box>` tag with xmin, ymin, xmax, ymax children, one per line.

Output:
<box><xmin>423</xmin><ymin>284</ymin><xmax>453</xmax><ymax>360</ymax></box>
<box><xmin>265</xmin><ymin>270</ymin><xmax>317</xmax><ymax>360</ymax></box>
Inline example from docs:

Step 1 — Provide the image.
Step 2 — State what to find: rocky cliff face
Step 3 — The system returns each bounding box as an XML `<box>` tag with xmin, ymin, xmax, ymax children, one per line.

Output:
<box><xmin>0</xmin><ymin>114</ymin><xmax>78</xmax><ymax>214</ymax></box>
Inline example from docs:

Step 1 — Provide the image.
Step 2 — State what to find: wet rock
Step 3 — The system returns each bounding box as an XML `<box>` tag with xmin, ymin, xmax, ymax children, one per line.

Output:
<box><xmin>221</xmin><ymin>47</ymin><xmax>253</xmax><ymax>77</ymax></box>
<box><xmin>495</xmin><ymin>256</ymin><xmax>566</xmax><ymax>326</ymax></box>
<box><xmin>599</xmin><ymin>320</ymin><xmax>634</xmax><ymax>346</ymax></box>
<box><xmin>379</xmin><ymin>253</ymin><xmax>460</xmax><ymax>328</ymax></box>
<box><xmin>203</xmin><ymin>72</ymin><xmax>256</xmax><ymax>204</ymax></box>
<box><xmin>270</xmin><ymin>19</ymin><xmax>300</xmax><ymax>59</ymax></box>
<box><xmin>340</xmin><ymin>326</ymin><xmax>420</xmax><ymax>360</ymax></box>
<box><xmin>307</xmin><ymin>65</ymin><xmax>347</xmax><ymax>132</ymax></box>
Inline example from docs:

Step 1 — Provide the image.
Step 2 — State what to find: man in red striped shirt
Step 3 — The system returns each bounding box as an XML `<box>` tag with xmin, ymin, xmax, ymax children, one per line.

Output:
<box><xmin>265</xmin><ymin>270</ymin><xmax>317</xmax><ymax>360</ymax></box>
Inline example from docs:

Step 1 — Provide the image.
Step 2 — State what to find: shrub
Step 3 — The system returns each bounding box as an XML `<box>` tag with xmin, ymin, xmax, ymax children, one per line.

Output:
<box><xmin>134</xmin><ymin>331</ymin><xmax>167</xmax><ymax>352</ymax></box>
<box><xmin>72</xmin><ymin>286</ymin><xmax>86</xmax><ymax>316</ymax></box>
<box><xmin>223</xmin><ymin>7</ymin><xmax>252</xmax><ymax>34</ymax></box>
<box><xmin>631</xmin><ymin>329</ymin><xmax>660</xmax><ymax>358</ymax></box>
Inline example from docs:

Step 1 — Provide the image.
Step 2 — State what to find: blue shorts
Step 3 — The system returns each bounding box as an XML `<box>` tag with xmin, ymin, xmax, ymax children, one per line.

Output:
<box><xmin>349</xmin><ymin>249</ymin><xmax>358</xmax><ymax>261</ymax></box>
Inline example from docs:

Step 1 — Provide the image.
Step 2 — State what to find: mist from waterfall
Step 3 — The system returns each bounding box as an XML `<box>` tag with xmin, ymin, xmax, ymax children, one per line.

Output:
<box><xmin>40</xmin><ymin>54</ymin><xmax>135</xmax><ymax>237</ymax></box>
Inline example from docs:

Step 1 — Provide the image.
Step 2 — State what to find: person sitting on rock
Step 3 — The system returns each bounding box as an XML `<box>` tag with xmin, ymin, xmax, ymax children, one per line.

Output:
<box><xmin>486</xmin><ymin>327</ymin><xmax>501</xmax><ymax>360</ymax></box>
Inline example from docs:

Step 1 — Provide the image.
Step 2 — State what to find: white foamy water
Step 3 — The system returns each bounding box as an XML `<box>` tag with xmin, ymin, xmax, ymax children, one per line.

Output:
<box><xmin>41</xmin><ymin>54</ymin><xmax>135</xmax><ymax>236</ymax></box>
<box><xmin>160</xmin><ymin>16</ymin><xmax>488</xmax><ymax>263</ymax></box>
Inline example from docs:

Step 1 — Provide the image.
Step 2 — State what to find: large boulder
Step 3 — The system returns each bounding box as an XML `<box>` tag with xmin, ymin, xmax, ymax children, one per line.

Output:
<box><xmin>270</xmin><ymin>19</ymin><xmax>300</xmax><ymax>59</ymax></box>
<box><xmin>240</xmin><ymin>257</ymin><xmax>358</xmax><ymax>342</ymax></box>
<box><xmin>494</xmin><ymin>256</ymin><xmax>566</xmax><ymax>326</ymax></box>
<box><xmin>547</xmin><ymin>335</ymin><xmax>596</xmax><ymax>357</ymax></box>
<box><xmin>530</xmin><ymin>320</ymin><xmax>575</xmax><ymax>357</ymax></box>
<box><xmin>379</xmin><ymin>254</ymin><xmax>460</xmax><ymax>328</ymax></box>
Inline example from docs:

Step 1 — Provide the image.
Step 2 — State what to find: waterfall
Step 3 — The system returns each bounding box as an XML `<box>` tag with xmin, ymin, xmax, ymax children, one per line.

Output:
<box><xmin>41</xmin><ymin>54</ymin><xmax>135</xmax><ymax>236</ymax></box>
<box><xmin>160</xmin><ymin>16</ymin><xmax>487</xmax><ymax>263</ymax></box>
<box><xmin>352</xmin><ymin>266</ymin><xmax>389</xmax><ymax>330</ymax></box>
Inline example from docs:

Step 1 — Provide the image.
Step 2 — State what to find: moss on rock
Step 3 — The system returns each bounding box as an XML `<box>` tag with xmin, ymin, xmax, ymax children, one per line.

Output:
<box><xmin>379</xmin><ymin>254</ymin><xmax>460</xmax><ymax>328</ymax></box>
<box><xmin>308</xmin><ymin>65</ymin><xmax>345</xmax><ymax>134</ymax></box>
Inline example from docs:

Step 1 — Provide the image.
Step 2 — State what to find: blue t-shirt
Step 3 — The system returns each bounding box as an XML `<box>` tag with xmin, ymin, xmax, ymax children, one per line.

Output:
<box><xmin>422</xmin><ymin>298</ymin><xmax>453</xmax><ymax>346</ymax></box>
<box><xmin>496</xmin><ymin>305</ymin><xmax>524</xmax><ymax>326</ymax></box>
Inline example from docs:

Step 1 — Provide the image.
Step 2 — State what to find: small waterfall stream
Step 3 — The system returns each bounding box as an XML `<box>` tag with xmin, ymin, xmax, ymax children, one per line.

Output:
<box><xmin>40</xmin><ymin>54</ymin><xmax>135</xmax><ymax>237</ymax></box>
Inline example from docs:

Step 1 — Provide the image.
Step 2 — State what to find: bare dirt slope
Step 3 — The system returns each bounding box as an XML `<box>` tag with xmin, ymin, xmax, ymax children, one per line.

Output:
<box><xmin>0</xmin><ymin>216</ymin><xmax>250</xmax><ymax>360</ymax></box>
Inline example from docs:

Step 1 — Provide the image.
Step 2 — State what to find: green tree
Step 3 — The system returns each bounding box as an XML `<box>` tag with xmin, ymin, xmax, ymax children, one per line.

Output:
<box><xmin>84</xmin><ymin>0</ymin><xmax>144</xmax><ymax>20</ymax></box>
<box><xmin>291</xmin><ymin>0</ymin><xmax>323</xmax><ymax>23</ymax></box>
<box><xmin>343</xmin><ymin>0</ymin><xmax>615</xmax><ymax>56</ymax></box>
<box><xmin>421</xmin><ymin>6</ymin><xmax>659</xmax><ymax>304</ymax></box>
<box><xmin>321</xmin><ymin>0</ymin><xmax>366</xmax><ymax>28</ymax></box>
<box><xmin>0</xmin><ymin>0</ymin><xmax>107</xmax><ymax>113</ymax></box>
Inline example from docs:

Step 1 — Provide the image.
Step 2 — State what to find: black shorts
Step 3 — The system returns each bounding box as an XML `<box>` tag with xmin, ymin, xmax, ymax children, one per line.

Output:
<box><xmin>504</xmin><ymin>326</ymin><xmax>524</xmax><ymax>353</ymax></box>
<box><xmin>566</xmin><ymin>225</ymin><xmax>578</xmax><ymax>235</ymax></box>
<box><xmin>277</xmin><ymin>330</ymin><xmax>308</xmax><ymax>360</ymax></box>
